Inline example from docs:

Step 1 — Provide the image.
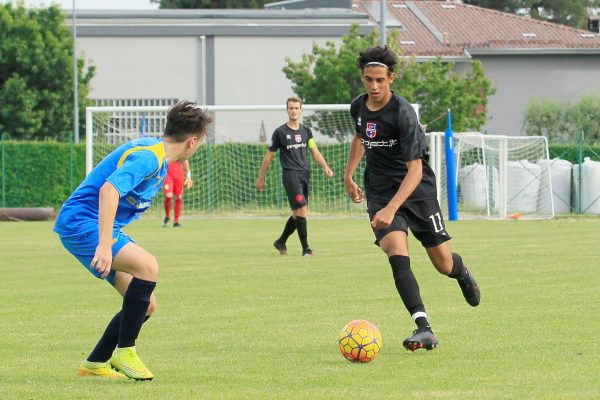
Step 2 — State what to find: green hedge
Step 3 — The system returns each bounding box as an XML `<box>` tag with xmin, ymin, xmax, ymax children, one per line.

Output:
<box><xmin>1</xmin><ymin>141</ymin><xmax>598</xmax><ymax>211</ymax></box>
<box><xmin>0</xmin><ymin>141</ymin><xmax>86</xmax><ymax>208</ymax></box>
<box><xmin>0</xmin><ymin>141</ymin><xmax>359</xmax><ymax>213</ymax></box>
<box><xmin>160</xmin><ymin>142</ymin><xmax>361</xmax><ymax>214</ymax></box>
<box><xmin>548</xmin><ymin>144</ymin><xmax>600</xmax><ymax>163</ymax></box>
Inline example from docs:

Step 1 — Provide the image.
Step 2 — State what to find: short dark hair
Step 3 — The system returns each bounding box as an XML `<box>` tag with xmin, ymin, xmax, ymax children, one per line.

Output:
<box><xmin>164</xmin><ymin>100</ymin><xmax>213</xmax><ymax>142</ymax></box>
<box><xmin>357</xmin><ymin>46</ymin><xmax>397</xmax><ymax>74</ymax></box>
<box><xmin>286</xmin><ymin>96</ymin><xmax>303</xmax><ymax>108</ymax></box>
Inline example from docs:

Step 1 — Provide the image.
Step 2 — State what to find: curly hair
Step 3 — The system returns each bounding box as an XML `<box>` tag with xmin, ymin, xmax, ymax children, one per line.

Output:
<box><xmin>356</xmin><ymin>46</ymin><xmax>397</xmax><ymax>74</ymax></box>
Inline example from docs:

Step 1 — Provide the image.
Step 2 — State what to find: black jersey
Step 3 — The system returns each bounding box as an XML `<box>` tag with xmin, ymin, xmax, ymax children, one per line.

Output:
<box><xmin>350</xmin><ymin>93</ymin><xmax>437</xmax><ymax>203</ymax></box>
<box><xmin>268</xmin><ymin>123</ymin><xmax>313</xmax><ymax>171</ymax></box>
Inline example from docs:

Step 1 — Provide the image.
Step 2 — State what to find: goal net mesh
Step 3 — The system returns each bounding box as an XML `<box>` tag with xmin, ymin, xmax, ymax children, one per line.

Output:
<box><xmin>87</xmin><ymin>105</ymin><xmax>554</xmax><ymax>219</ymax></box>
<box><xmin>428</xmin><ymin>132</ymin><xmax>554</xmax><ymax>219</ymax></box>
<box><xmin>87</xmin><ymin>105</ymin><xmax>367</xmax><ymax>217</ymax></box>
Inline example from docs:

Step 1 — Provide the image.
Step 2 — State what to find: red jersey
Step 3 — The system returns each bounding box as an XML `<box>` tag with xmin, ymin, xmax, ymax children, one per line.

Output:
<box><xmin>167</xmin><ymin>161</ymin><xmax>184</xmax><ymax>178</ymax></box>
<box><xmin>164</xmin><ymin>161</ymin><xmax>185</xmax><ymax>195</ymax></box>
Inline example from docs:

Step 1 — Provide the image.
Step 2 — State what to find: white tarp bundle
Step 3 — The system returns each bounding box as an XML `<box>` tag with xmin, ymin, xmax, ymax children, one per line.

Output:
<box><xmin>537</xmin><ymin>158</ymin><xmax>572</xmax><ymax>214</ymax></box>
<box><xmin>507</xmin><ymin>160</ymin><xmax>542</xmax><ymax>213</ymax></box>
<box><xmin>573</xmin><ymin>157</ymin><xmax>600</xmax><ymax>214</ymax></box>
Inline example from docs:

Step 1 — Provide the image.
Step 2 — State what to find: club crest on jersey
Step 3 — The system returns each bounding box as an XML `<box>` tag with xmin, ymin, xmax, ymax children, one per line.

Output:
<box><xmin>294</xmin><ymin>134</ymin><xmax>302</xmax><ymax>143</ymax></box>
<box><xmin>366</xmin><ymin>122</ymin><xmax>377</xmax><ymax>138</ymax></box>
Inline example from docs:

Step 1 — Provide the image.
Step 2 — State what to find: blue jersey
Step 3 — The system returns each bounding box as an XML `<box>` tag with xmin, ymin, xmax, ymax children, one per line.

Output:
<box><xmin>54</xmin><ymin>137</ymin><xmax>167</xmax><ymax>236</ymax></box>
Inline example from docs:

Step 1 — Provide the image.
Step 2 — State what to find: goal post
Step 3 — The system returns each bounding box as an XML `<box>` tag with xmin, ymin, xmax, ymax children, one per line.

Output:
<box><xmin>428</xmin><ymin>132</ymin><xmax>554</xmax><ymax>219</ymax></box>
<box><xmin>86</xmin><ymin>104</ymin><xmax>554</xmax><ymax>219</ymax></box>
<box><xmin>86</xmin><ymin>104</ymin><xmax>365</xmax><ymax>217</ymax></box>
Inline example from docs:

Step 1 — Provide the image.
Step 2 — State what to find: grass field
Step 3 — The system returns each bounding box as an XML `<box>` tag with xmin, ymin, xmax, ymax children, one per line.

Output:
<box><xmin>1</xmin><ymin>217</ymin><xmax>599</xmax><ymax>399</ymax></box>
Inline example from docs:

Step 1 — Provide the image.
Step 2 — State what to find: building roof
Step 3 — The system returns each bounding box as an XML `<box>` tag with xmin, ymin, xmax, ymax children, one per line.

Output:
<box><xmin>66</xmin><ymin>2</ymin><xmax>600</xmax><ymax>53</ymax></box>
<box><xmin>65</xmin><ymin>8</ymin><xmax>374</xmax><ymax>37</ymax></box>
<box><xmin>67</xmin><ymin>8</ymin><xmax>372</xmax><ymax>37</ymax></box>
<box><xmin>71</xmin><ymin>8</ymin><xmax>362</xmax><ymax>21</ymax></box>
<box><xmin>266</xmin><ymin>0</ymin><xmax>353</xmax><ymax>9</ymax></box>
<box><xmin>353</xmin><ymin>0</ymin><xmax>600</xmax><ymax>58</ymax></box>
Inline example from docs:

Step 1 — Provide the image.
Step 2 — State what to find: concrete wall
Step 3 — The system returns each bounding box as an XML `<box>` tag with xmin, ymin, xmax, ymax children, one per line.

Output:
<box><xmin>213</xmin><ymin>36</ymin><xmax>333</xmax><ymax>105</ymax></box>
<box><xmin>78</xmin><ymin>33</ymin><xmax>344</xmax><ymax>143</ymax></box>
<box><xmin>476</xmin><ymin>55</ymin><xmax>600</xmax><ymax>136</ymax></box>
<box><xmin>79</xmin><ymin>36</ymin><xmax>201</xmax><ymax>101</ymax></box>
<box><xmin>211</xmin><ymin>36</ymin><xmax>340</xmax><ymax>143</ymax></box>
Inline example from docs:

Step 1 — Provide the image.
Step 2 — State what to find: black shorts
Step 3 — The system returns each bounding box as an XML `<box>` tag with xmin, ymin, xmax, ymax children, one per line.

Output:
<box><xmin>367</xmin><ymin>198</ymin><xmax>451</xmax><ymax>248</ymax></box>
<box><xmin>282</xmin><ymin>169</ymin><xmax>309</xmax><ymax>210</ymax></box>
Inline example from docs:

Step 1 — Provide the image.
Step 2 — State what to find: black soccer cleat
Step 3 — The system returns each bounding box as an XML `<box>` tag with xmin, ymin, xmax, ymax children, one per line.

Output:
<box><xmin>457</xmin><ymin>267</ymin><xmax>480</xmax><ymax>307</ymax></box>
<box><xmin>403</xmin><ymin>329</ymin><xmax>438</xmax><ymax>352</ymax></box>
<box><xmin>302</xmin><ymin>248</ymin><xmax>313</xmax><ymax>257</ymax></box>
<box><xmin>173</xmin><ymin>222</ymin><xmax>181</xmax><ymax>227</ymax></box>
<box><xmin>162</xmin><ymin>217</ymin><xmax>170</xmax><ymax>228</ymax></box>
<box><xmin>273</xmin><ymin>240</ymin><xmax>287</xmax><ymax>256</ymax></box>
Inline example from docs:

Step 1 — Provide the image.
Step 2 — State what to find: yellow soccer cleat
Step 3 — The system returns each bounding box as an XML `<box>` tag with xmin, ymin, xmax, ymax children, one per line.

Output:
<box><xmin>77</xmin><ymin>360</ymin><xmax>126</xmax><ymax>379</ymax></box>
<box><xmin>110</xmin><ymin>347</ymin><xmax>154</xmax><ymax>381</ymax></box>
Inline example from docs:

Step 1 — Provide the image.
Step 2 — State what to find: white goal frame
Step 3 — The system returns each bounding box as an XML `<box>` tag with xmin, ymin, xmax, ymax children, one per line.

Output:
<box><xmin>85</xmin><ymin>104</ymin><xmax>365</xmax><ymax>175</ymax></box>
<box><xmin>428</xmin><ymin>132</ymin><xmax>554</xmax><ymax>219</ymax></box>
<box><xmin>85</xmin><ymin>104</ymin><xmax>559</xmax><ymax>220</ymax></box>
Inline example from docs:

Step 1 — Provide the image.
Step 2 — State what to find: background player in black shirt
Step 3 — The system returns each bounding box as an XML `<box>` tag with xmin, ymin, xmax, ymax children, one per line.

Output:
<box><xmin>344</xmin><ymin>46</ymin><xmax>480</xmax><ymax>352</ymax></box>
<box><xmin>256</xmin><ymin>97</ymin><xmax>334</xmax><ymax>256</ymax></box>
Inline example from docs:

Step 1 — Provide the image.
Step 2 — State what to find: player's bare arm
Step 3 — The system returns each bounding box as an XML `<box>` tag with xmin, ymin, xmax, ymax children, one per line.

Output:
<box><xmin>344</xmin><ymin>134</ymin><xmax>365</xmax><ymax>203</ymax></box>
<box><xmin>91</xmin><ymin>181</ymin><xmax>120</xmax><ymax>279</ymax></box>
<box><xmin>371</xmin><ymin>158</ymin><xmax>423</xmax><ymax>230</ymax></box>
<box><xmin>309</xmin><ymin>147</ymin><xmax>333</xmax><ymax>177</ymax></box>
<box><xmin>184</xmin><ymin>159</ymin><xmax>193</xmax><ymax>189</ymax></box>
<box><xmin>256</xmin><ymin>150</ymin><xmax>275</xmax><ymax>191</ymax></box>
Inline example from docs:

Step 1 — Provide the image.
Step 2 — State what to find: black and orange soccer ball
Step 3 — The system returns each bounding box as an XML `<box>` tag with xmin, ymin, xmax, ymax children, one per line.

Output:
<box><xmin>338</xmin><ymin>320</ymin><xmax>382</xmax><ymax>363</ymax></box>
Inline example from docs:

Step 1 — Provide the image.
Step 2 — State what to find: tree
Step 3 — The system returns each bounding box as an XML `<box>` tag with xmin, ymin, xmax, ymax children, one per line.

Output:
<box><xmin>151</xmin><ymin>0</ymin><xmax>270</xmax><ymax>8</ymax></box>
<box><xmin>523</xmin><ymin>98</ymin><xmax>570</xmax><ymax>143</ymax></box>
<box><xmin>282</xmin><ymin>25</ymin><xmax>495</xmax><ymax>141</ymax></box>
<box><xmin>462</xmin><ymin>0</ymin><xmax>523</xmax><ymax>13</ymax></box>
<box><xmin>463</xmin><ymin>0</ymin><xmax>600</xmax><ymax>29</ymax></box>
<box><xmin>0</xmin><ymin>3</ymin><xmax>95</xmax><ymax>141</ymax></box>
<box><xmin>523</xmin><ymin>95</ymin><xmax>600</xmax><ymax>144</ymax></box>
<box><xmin>567</xmin><ymin>95</ymin><xmax>600</xmax><ymax>144</ymax></box>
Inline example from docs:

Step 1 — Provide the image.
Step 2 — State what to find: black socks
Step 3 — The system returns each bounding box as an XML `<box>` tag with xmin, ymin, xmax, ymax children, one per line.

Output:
<box><xmin>118</xmin><ymin>277</ymin><xmax>156</xmax><ymax>348</ymax></box>
<box><xmin>448</xmin><ymin>252</ymin><xmax>467</xmax><ymax>279</ymax></box>
<box><xmin>389</xmin><ymin>255</ymin><xmax>430</xmax><ymax>330</ymax></box>
<box><xmin>87</xmin><ymin>311</ymin><xmax>123</xmax><ymax>362</ymax></box>
<box><xmin>278</xmin><ymin>215</ymin><xmax>310</xmax><ymax>251</ymax></box>
<box><xmin>294</xmin><ymin>216</ymin><xmax>309</xmax><ymax>250</ymax></box>
<box><xmin>278</xmin><ymin>216</ymin><xmax>296</xmax><ymax>244</ymax></box>
<box><xmin>88</xmin><ymin>313</ymin><xmax>151</xmax><ymax>363</ymax></box>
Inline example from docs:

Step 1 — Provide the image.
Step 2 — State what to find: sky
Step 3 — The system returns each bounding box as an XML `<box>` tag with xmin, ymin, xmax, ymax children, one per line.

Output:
<box><xmin>2</xmin><ymin>0</ymin><xmax>159</xmax><ymax>9</ymax></box>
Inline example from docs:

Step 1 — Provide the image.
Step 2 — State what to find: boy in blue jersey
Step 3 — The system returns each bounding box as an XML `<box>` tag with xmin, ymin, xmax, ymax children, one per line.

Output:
<box><xmin>54</xmin><ymin>100</ymin><xmax>212</xmax><ymax>380</ymax></box>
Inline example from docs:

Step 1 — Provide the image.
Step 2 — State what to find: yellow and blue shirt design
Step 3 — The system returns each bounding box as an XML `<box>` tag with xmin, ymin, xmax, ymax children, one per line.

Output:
<box><xmin>54</xmin><ymin>137</ymin><xmax>167</xmax><ymax>235</ymax></box>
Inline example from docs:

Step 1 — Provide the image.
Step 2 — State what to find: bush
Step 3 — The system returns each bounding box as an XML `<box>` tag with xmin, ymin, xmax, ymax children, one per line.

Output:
<box><xmin>1</xmin><ymin>141</ymin><xmax>597</xmax><ymax>210</ymax></box>
<box><xmin>0</xmin><ymin>140</ymin><xmax>86</xmax><ymax>208</ymax></box>
<box><xmin>524</xmin><ymin>95</ymin><xmax>600</xmax><ymax>144</ymax></box>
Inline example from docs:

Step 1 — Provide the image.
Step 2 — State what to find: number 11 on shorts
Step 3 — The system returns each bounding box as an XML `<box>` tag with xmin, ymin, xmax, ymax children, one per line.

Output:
<box><xmin>429</xmin><ymin>212</ymin><xmax>444</xmax><ymax>233</ymax></box>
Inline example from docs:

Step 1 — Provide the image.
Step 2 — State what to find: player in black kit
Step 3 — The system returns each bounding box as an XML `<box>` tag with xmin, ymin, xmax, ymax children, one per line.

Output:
<box><xmin>256</xmin><ymin>97</ymin><xmax>333</xmax><ymax>256</ymax></box>
<box><xmin>344</xmin><ymin>46</ymin><xmax>480</xmax><ymax>351</ymax></box>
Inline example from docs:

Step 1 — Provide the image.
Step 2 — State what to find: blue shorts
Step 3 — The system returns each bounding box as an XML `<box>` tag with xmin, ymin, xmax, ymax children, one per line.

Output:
<box><xmin>58</xmin><ymin>229</ymin><xmax>135</xmax><ymax>285</ymax></box>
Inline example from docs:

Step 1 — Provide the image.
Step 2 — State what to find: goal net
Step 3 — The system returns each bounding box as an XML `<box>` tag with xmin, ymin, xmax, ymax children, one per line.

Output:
<box><xmin>86</xmin><ymin>104</ymin><xmax>366</xmax><ymax>217</ymax></box>
<box><xmin>86</xmin><ymin>105</ymin><xmax>554</xmax><ymax>219</ymax></box>
<box><xmin>428</xmin><ymin>132</ymin><xmax>554</xmax><ymax>219</ymax></box>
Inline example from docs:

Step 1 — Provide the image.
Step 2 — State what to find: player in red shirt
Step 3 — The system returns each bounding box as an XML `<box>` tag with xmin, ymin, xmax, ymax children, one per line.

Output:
<box><xmin>162</xmin><ymin>160</ymin><xmax>192</xmax><ymax>227</ymax></box>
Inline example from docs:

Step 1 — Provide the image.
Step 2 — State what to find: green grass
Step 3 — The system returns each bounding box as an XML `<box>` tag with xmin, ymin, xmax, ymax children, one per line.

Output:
<box><xmin>1</xmin><ymin>217</ymin><xmax>599</xmax><ymax>399</ymax></box>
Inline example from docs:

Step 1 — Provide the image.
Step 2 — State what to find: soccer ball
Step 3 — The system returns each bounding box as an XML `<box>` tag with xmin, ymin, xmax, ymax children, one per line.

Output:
<box><xmin>338</xmin><ymin>320</ymin><xmax>382</xmax><ymax>363</ymax></box>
